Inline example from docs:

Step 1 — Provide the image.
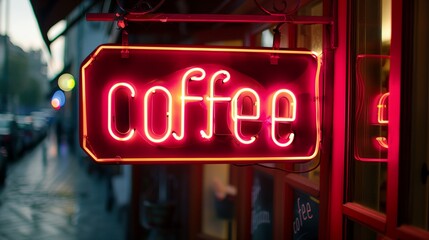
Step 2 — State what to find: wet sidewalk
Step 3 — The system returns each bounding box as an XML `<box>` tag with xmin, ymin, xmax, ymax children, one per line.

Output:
<box><xmin>0</xmin><ymin>131</ymin><xmax>127</xmax><ymax>240</ymax></box>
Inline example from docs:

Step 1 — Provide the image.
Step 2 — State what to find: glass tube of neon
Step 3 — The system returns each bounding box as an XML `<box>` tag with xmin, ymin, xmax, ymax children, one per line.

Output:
<box><xmin>231</xmin><ymin>88</ymin><xmax>260</xmax><ymax>144</ymax></box>
<box><xmin>107</xmin><ymin>82</ymin><xmax>135</xmax><ymax>141</ymax></box>
<box><xmin>271</xmin><ymin>89</ymin><xmax>296</xmax><ymax>147</ymax></box>
<box><xmin>376</xmin><ymin>137</ymin><xmax>388</xmax><ymax>149</ymax></box>
<box><xmin>201</xmin><ymin>70</ymin><xmax>231</xmax><ymax>139</ymax></box>
<box><xmin>377</xmin><ymin>92</ymin><xmax>389</xmax><ymax>124</ymax></box>
<box><xmin>143</xmin><ymin>86</ymin><xmax>173</xmax><ymax>143</ymax></box>
<box><xmin>172</xmin><ymin>68</ymin><xmax>205</xmax><ymax>140</ymax></box>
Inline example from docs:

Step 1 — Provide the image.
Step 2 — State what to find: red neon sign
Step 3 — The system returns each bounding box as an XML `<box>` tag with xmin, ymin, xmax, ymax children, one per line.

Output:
<box><xmin>80</xmin><ymin>45</ymin><xmax>321</xmax><ymax>163</ymax></box>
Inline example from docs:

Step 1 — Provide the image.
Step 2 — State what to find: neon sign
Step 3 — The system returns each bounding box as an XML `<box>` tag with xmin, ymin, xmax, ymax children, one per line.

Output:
<box><xmin>80</xmin><ymin>45</ymin><xmax>321</xmax><ymax>163</ymax></box>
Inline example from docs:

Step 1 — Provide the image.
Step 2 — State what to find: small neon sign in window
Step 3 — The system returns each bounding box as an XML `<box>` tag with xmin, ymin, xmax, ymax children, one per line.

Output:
<box><xmin>354</xmin><ymin>54</ymin><xmax>389</xmax><ymax>162</ymax></box>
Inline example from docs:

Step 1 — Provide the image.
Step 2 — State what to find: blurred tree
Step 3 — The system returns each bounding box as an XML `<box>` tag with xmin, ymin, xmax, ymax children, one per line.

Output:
<box><xmin>8</xmin><ymin>49</ymin><xmax>29</xmax><ymax>97</ymax></box>
<box><xmin>20</xmin><ymin>77</ymin><xmax>43</xmax><ymax>107</ymax></box>
<box><xmin>1</xmin><ymin>37</ymin><xmax>47</xmax><ymax>111</ymax></box>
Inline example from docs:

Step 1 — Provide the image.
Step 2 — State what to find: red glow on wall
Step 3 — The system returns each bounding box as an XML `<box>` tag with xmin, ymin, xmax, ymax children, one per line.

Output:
<box><xmin>80</xmin><ymin>45</ymin><xmax>321</xmax><ymax>163</ymax></box>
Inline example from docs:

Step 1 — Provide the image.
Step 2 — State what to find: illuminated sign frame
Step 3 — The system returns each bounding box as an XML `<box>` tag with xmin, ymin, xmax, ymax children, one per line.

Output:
<box><xmin>80</xmin><ymin>45</ymin><xmax>321</xmax><ymax>163</ymax></box>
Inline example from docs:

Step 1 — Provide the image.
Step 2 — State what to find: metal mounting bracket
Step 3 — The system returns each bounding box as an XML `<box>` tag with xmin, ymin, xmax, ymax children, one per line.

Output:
<box><xmin>87</xmin><ymin>0</ymin><xmax>337</xmax><ymax>49</ymax></box>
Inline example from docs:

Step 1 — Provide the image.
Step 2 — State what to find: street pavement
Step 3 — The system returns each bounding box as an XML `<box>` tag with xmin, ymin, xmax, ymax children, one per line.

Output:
<box><xmin>0</xmin><ymin>130</ymin><xmax>127</xmax><ymax>240</ymax></box>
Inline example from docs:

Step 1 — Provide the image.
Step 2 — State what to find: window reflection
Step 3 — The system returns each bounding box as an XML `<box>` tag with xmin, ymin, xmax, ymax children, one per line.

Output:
<box><xmin>354</xmin><ymin>55</ymin><xmax>389</xmax><ymax>162</ymax></box>
<box><xmin>348</xmin><ymin>0</ymin><xmax>390</xmax><ymax>214</ymax></box>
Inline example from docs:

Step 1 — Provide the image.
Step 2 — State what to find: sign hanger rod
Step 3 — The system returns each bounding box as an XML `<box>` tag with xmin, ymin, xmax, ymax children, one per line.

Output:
<box><xmin>86</xmin><ymin>13</ymin><xmax>332</xmax><ymax>25</ymax></box>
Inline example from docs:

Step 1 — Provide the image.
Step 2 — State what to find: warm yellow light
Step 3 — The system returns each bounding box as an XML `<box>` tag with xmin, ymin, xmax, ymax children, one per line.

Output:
<box><xmin>58</xmin><ymin>73</ymin><xmax>76</xmax><ymax>92</ymax></box>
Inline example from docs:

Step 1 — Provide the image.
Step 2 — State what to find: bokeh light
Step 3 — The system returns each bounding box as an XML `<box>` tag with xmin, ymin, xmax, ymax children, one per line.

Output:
<box><xmin>51</xmin><ymin>90</ymin><xmax>66</xmax><ymax>110</ymax></box>
<box><xmin>51</xmin><ymin>98</ymin><xmax>61</xmax><ymax>110</ymax></box>
<box><xmin>58</xmin><ymin>73</ymin><xmax>76</xmax><ymax>92</ymax></box>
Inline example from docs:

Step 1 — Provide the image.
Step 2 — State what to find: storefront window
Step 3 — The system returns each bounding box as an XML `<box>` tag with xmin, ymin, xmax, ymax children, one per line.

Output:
<box><xmin>348</xmin><ymin>0</ymin><xmax>390</xmax><ymax>213</ymax></box>
<box><xmin>201</xmin><ymin>164</ymin><xmax>235</xmax><ymax>239</ymax></box>
<box><xmin>251</xmin><ymin>170</ymin><xmax>273</xmax><ymax>239</ymax></box>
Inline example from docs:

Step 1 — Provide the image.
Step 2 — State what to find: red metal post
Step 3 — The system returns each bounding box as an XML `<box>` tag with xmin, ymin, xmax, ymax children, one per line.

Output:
<box><xmin>386</xmin><ymin>0</ymin><xmax>402</xmax><ymax>236</ymax></box>
<box><xmin>329</xmin><ymin>0</ymin><xmax>347</xmax><ymax>238</ymax></box>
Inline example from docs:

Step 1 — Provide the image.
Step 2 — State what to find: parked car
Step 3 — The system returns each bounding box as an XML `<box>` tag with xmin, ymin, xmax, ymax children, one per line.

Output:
<box><xmin>0</xmin><ymin>114</ymin><xmax>22</xmax><ymax>160</ymax></box>
<box><xmin>0</xmin><ymin>146</ymin><xmax>7</xmax><ymax>186</ymax></box>
<box><xmin>16</xmin><ymin>115</ymin><xmax>36</xmax><ymax>150</ymax></box>
<box><xmin>31</xmin><ymin>112</ymin><xmax>49</xmax><ymax>142</ymax></box>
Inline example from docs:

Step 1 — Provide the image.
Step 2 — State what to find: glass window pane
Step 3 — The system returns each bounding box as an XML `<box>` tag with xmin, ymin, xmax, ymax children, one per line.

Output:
<box><xmin>352</xmin><ymin>162</ymin><xmax>387</xmax><ymax>211</ymax></box>
<box><xmin>251</xmin><ymin>170</ymin><xmax>273</xmax><ymax>240</ymax></box>
<box><xmin>346</xmin><ymin>219</ymin><xmax>386</xmax><ymax>240</ymax></box>
<box><xmin>348</xmin><ymin>0</ymin><xmax>391</xmax><ymax>213</ymax></box>
<box><xmin>202</xmin><ymin>164</ymin><xmax>235</xmax><ymax>238</ymax></box>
